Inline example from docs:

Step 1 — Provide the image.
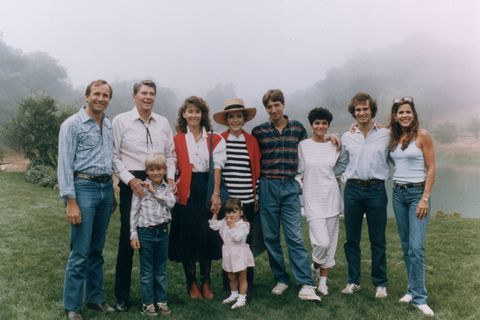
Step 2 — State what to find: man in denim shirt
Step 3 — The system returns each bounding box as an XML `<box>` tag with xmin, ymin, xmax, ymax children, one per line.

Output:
<box><xmin>58</xmin><ymin>80</ymin><xmax>115</xmax><ymax>320</ymax></box>
<box><xmin>340</xmin><ymin>92</ymin><xmax>390</xmax><ymax>299</ymax></box>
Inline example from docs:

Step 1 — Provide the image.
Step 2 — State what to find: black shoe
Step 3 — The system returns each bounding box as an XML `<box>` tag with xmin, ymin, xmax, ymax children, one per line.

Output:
<box><xmin>65</xmin><ymin>310</ymin><xmax>83</xmax><ymax>320</ymax></box>
<box><xmin>114</xmin><ymin>301</ymin><xmax>130</xmax><ymax>312</ymax></box>
<box><xmin>86</xmin><ymin>303</ymin><xmax>115</xmax><ymax>313</ymax></box>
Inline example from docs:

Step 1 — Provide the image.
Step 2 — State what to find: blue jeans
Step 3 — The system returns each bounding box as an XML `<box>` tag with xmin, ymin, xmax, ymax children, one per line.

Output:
<box><xmin>138</xmin><ymin>225</ymin><xmax>169</xmax><ymax>305</ymax></box>
<box><xmin>393</xmin><ymin>185</ymin><xmax>430</xmax><ymax>305</ymax></box>
<box><xmin>63</xmin><ymin>178</ymin><xmax>113</xmax><ymax>311</ymax></box>
<box><xmin>259</xmin><ymin>177</ymin><xmax>313</xmax><ymax>286</ymax></box>
<box><xmin>343</xmin><ymin>180</ymin><xmax>388</xmax><ymax>287</ymax></box>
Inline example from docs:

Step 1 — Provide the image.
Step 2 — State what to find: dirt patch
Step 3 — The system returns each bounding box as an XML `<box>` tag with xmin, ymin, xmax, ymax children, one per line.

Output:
<box><xmin>0</xmin><ymin>151</ymin><xmax>29</xmax><ymax>172</ymax></box>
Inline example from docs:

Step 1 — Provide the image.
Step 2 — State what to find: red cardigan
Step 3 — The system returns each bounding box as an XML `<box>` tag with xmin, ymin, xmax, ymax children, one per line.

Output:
<box><xmin>221</xmin><ymin>129</ymin><xmax>261</xmax><ymax>198</ymax></box>
<box><xmin>174</xmin><ymin>132</ymin><xmax>223</xmax><ymax>205</ymax></box>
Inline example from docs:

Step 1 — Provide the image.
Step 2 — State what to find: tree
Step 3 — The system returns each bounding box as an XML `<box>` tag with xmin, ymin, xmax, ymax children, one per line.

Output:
<box><xmin>3</xmin><ymin>96</ymin><xmax>71</xmax><ymax>167</ymax></box>
<box><xmin>466</xmin><ymin>117</ymin><xmax>480</xmax><ymax>141</ymax></box>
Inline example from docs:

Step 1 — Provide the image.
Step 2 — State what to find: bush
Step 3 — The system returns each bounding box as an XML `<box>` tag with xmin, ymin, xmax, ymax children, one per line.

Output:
<box><xmin>24</xmin><ymin>164</ymin><xmax>58</xmax><ymax>188</ymax></box>
<box><xmin>3</xmin><ymin>95</ymin><xmax>72</xmax><ymax>168</ymax></box>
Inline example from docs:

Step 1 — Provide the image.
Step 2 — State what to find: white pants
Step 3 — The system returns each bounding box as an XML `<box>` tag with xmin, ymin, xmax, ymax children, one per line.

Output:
<box><xmin>308</xmin><ymin>215</ymin><xmax>339</xmax><ymax>269</ymax></box>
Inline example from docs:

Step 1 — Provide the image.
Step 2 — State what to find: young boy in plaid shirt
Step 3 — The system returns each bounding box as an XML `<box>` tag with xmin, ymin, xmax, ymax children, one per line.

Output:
<box><xmin>130</xmin><ymin>154</ymin><xmax>176</xmax><ymax>316</ymax></box>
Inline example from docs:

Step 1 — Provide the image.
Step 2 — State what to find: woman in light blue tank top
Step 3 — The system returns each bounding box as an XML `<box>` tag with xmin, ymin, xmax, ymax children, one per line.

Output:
<box><xmin>388</xmin><ymin>96</ymin><xmax>436</xmax><ymax>317</ymax></box>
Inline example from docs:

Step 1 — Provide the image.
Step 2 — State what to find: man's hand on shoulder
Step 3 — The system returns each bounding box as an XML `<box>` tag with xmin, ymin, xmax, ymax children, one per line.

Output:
<box><xmin>66</xmin><ymin>198</ymin><xmax>82</xmax><ymax>225</ymax></box>
<box><xmin>326</xmin><ymin>134</ymin><xmax>342</xmax><ymax>151</ymax></box>
<box><xmin>128</xmin><ymin>178</ymin><xmax>145</xmax><ymax>198</ymax></box>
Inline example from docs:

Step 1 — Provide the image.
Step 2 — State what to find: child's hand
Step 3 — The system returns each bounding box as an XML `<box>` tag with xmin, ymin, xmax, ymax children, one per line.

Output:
<box><xmin>142</xmin><ymin>181</ymin><xmax>156</xmax><ymax>193</ymax></box>
<box><xmin>130</xmin><ymin>239</ymin><xmax>140</xmax><ymax>250</ymax></box>
<box><xmin>225</xmin><ymin>216</ymin><xmax>236</xmax><ymax>228</ymax></box>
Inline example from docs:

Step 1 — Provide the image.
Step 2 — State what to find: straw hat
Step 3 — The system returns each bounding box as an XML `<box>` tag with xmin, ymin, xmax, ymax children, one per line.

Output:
<box><xmin>213</xmin><ymin>98</ymin><xmax>257</xmax><ymax>126</ymax></box>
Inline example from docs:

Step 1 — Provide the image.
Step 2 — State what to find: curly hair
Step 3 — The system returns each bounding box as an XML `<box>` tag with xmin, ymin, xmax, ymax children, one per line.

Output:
<box><xmin>307</xmin><ymin>107</ymin><xmax>333</xmax><ymax>125</ymax></box>
<box><xmin>387</xmin><ymin>99</ymin><xmax>419</xmax><ymax>151</ymax></box>
<box><xmin>348</xmin><ymin>92</ymin><xmax>377</xmax><ymax>119</ymax></box>
<box><xmin>176</xmin><ymin>96</ymin><xmax>212</xmax><ymax>133</ymax></box>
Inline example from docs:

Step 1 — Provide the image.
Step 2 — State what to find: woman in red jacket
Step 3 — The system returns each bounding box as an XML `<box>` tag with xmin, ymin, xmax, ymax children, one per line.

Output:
<box><xmin>169</xmin><ymin>96</ymin><xmax>226</xmax><ymax>300</ymax></box>
<box><xmin>213</xmin><ymin>98</ymin><xmax>266</xmax><ymax>298</ymax></box>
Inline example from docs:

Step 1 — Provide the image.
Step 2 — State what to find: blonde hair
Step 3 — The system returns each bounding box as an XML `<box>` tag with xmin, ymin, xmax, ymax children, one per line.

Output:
<box><xmin>145</xmin><ymin>154</ymin><xmax>167</xmax><ymax>170</ymax></box>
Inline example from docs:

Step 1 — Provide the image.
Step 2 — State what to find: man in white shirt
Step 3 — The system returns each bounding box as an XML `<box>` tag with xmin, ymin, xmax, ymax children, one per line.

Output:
<box><xmin>340</xmin><ymin>92</ymin><xmax>390</xmax><ymax>299</ymax></box>
<box><xmin>112</xmin><ymin>80</ymin><xmax>176</xmax><ymax>311</ymax></box>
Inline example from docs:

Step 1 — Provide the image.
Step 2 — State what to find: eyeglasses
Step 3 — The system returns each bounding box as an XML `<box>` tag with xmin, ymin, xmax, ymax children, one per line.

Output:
<box><xmin>393</xmin><ymin>96</ymin><xmax>414</xmax><ymax>104</ymax></box>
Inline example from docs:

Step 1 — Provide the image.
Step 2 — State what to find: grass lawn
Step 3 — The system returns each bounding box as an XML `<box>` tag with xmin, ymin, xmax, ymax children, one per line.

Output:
<box><xmin>1</xmin><ymin>171</ymin><xmax>479</xmax><ymax>320</ymax></box>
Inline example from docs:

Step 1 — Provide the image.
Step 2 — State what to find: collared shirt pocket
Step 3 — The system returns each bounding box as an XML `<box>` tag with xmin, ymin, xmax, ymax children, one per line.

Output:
<box><xmin>77</xmin><ymin>128</ymin><xmax>101</xmax><ymax>151</ymax></box>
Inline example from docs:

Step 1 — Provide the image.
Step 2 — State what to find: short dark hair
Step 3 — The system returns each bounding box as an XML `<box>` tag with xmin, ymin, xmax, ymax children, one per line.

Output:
<box><xmin>133</xmin><ymin>80</ymin><xmax>156</xmax><ymax>95</ymax></box>
<box><xmin>348</xmin><ymin>92</ymin><xmax>377</xmax><ymax>118</ymax></box>
<box><xmin>85</xmin><ymin>79</ymin><xmax>112</xmax><ymax>99</ymax></box>
<box><xmin>308</xmin><ymin>107</ymin><xmax>333</xmax><ymax>125</ymax></box>
<box><xmin>262</xmin><ymin>89</ymin><xmax>285</xmax><ymax>107</ymax></box>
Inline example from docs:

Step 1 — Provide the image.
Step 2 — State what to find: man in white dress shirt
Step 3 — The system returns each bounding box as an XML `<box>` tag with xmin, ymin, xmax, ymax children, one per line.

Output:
<box><xmin>340</xmin><ymin>92</ymin><xmax>390</xmax><ymax>299</ymax></box>
<box><xmin>112</xmin><ymin>80</ymin><xmax>176</xmax><ymax>311</ymax></box>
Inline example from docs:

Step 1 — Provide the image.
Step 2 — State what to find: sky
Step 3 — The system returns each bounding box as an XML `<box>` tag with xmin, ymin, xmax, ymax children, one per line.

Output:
<box><xmin>0</xmin><ymin>0</ymin><xmax>479</xmax><ymax>101</ymax></box>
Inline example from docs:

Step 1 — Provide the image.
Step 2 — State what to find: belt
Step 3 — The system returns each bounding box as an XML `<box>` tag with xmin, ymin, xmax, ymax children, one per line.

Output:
<box><xmin>348</xmin><ymin>178</ymin><xmax>383</xmax><ymax>187</ymax></box>
<box><xmin>74</xmin><ymin>172</ymin><xmax>112</xmax><ymax>183</ymax></box>
<box><xmin>263</xmin><ymin>175</ymin><xmax>292</xmax><ymax>180</ymax></box>
<box><xmin>147</xmin><ymin>222</ymin><xmax>169</xmax><ymax>229</ymax></box>
<box><xmin>394</xmin><ymin>181</ymin><xmax>425</xmax><ymax>189</ymax></box>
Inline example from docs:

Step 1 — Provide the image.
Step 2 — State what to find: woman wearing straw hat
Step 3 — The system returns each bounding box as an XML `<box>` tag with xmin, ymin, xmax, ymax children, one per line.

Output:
<box><xmin>213</xmin><ymin>98</ymin><xmax>266</xmax><ymax>298</ymax></box>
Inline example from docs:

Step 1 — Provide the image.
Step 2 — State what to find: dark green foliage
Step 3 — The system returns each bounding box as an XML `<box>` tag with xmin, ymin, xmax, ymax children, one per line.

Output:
<box><xmin>3</xmin><ymin>95</ymin><xmax>72</xmax><ymax>168</ymax></box>
<box><xmin>24</xmin><ymin>164</ymin><xmax>57</xmax><ymax>188</ymax></box>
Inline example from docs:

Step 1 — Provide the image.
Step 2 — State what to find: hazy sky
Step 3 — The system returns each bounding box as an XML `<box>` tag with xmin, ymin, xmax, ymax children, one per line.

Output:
<box><xmin>0</xmin><ymin>0</ymin><xmax>479</xmax><ymax>100</ymax></box>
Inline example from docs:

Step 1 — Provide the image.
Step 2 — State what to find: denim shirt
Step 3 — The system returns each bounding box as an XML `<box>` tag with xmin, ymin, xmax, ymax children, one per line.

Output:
<box><xmin>341</xmin><ymin>124</ymin><xmax>390</xmax><ymax>181</ymax></box>
<box><xmin>58</xmin><ymin>107</ymin><xmax>113</xmax><ymax>199</ymax></box>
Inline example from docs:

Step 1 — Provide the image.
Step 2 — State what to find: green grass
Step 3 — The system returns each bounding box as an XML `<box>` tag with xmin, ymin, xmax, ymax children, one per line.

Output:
<box><xmin>1</xmin><ymin>171</ymin><xmax>479</xmax><ymax>320</ymax></box>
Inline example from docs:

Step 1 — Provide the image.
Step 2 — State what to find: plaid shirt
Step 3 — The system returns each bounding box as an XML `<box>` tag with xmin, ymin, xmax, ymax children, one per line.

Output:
<box><xmin>252</xmin><ymin>116</ymin><xmax>307</xmax><ymax>178</ymax></box>
<box><xmin>129</xmin><ymin>179</ymin><xmax>176</xmax><ymax>240</ymax></box>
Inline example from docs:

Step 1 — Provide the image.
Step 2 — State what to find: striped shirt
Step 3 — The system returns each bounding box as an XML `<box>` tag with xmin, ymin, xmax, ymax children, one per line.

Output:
<box><xmin>129</xmin><ymin>179</ymin><xmax>176</xmax><ymax>240</ymax></box>
<box><xmin>252</xmin><ymin>116</ymin><xmax>307</xmax><ymax>178</ymax></box>
<box><xmin>57</xmin><ymin>107</ymin><xmax>113</xmax><ymax>199</ymax></box>
<box><xmin>223</xmin><ymin>133</ymin><xmax>255</xmax><ymax>204</ymax></box>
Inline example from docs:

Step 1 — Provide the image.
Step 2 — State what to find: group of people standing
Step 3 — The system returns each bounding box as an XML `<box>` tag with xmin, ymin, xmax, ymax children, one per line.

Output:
<box><xmin>57</xmin><ymin>80</ymin><xmax>436</xmax><ymax>319</ymax></box>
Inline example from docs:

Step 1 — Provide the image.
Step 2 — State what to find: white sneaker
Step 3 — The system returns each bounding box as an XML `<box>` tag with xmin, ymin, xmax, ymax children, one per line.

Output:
<box><xmin>414</xmin><ymin>304</ymin><xmax>434</xmax><ymax>317</ymax></box>
<box><xmin>298</xmin><ymin>285</ymin><xmax>321</xmax><ymax>301</ymax></box>
<box><xmin>311</xmin><ymin>264</ymin><xmax>320</xmax><ymax>284</ymax></box>
<box><xmin>399</xmin><ymin>293</ymin><xmax>413</xmax><ymax>303</ymax></box>
<box><xmin>222</xmin><ymin>293</ymin><xmax>239</xmax><ymax>304</ymax></box>
<box><xmin>231</xmin><ymin>297</ymin><xmax>246</xmax><ymax>309</ymax></box>
<box><xmin>375</xmin><ymin>286</ymin><xmax>388</xmax><ymax>299</ymax></box>
<box><xmin>271</xmin><ymin>282</ymin><xmax>289</xmax><ymax>295</ymax></box>
<box><xmin>317</xmin><ymin>283</ymin><xmax>329</xmax><ymax>296</ymax></box>
<box><xmin>341</xmin><ymin>283</ymin><xmax>361</xmax><ymax>294</ymax></box>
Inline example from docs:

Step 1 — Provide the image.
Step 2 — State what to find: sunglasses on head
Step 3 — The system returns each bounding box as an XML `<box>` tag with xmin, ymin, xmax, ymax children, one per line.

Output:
<box><xmin>393</xmin><ymin>96</ymin><xmax>414</xmax><ymax>104</ymax></box>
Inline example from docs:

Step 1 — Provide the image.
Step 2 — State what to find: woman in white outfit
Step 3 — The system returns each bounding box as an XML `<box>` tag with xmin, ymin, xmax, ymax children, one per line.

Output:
<box><xmin>298</xmin><ymin>107</ymin><xmax>347</xmax><ymax>295</ymax></box>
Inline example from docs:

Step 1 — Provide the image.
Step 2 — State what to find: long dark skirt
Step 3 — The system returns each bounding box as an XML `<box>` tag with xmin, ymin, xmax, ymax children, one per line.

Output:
<box><xmin>169</xmin><ymin>172</ymin><xmax>222</xmax><ymax>262</ymax></box>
